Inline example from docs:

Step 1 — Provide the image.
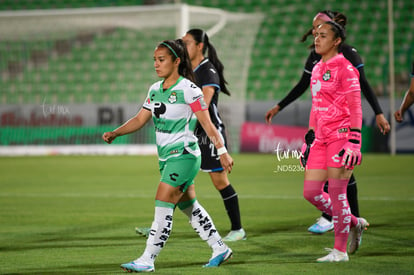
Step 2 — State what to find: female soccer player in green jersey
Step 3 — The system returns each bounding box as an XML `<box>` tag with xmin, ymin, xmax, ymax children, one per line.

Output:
<box><xmin>103</xmin><ymin>39</ymin><xmax>233</xmax><ymax>273</ymax></box>
<box><xmin>136</xmin><ymin>29</ymin><xmax>246</xmax><ymax>242</ymax></box>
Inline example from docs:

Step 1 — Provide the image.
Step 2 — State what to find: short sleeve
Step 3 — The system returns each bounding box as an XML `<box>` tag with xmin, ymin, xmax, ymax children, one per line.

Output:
<box><xmin>184</xmin><ymin>80</ymin><xmax>208</xmax><ymax>113</ymax></box>
<box><xmin>196</xmin><ymin>62</ymin><xmax>220</xmax><ymax>91</ymax></box>
<box><xmin>342</xmin><ymin>44</ymin><xmax>364</xmax><ymax>69</ymax></box>
<box><xmin>304</xmin><ymin>51</ymin><xmax>319</xmax><ymax>75</ymax></box>
<box><xmin>142</xmin><ymin>87</ymin><xmax>154</xmax><ymax>110</ymax></box>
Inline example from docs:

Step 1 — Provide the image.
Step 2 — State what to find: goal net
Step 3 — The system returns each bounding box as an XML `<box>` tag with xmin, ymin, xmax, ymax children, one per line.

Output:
<box><xmin>0</xmin><ymin>4</ymin><xmax>264</xmax><ymax>155</ymax></box>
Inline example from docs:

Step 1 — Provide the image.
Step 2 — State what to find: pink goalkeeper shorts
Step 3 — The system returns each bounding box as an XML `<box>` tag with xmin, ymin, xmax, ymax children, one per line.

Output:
<box><xmin>306</xmin><ymin>138</ymin><xmax>348</xmax><ymax>170</ymax></box>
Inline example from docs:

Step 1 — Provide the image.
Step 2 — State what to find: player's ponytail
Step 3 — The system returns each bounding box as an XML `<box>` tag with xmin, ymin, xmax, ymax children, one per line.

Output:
<box><xmin>158</xmin><ymin>39</ymin><xmax>195</xmax><ymax>82</ymax></box>
<box><xmin>186</xmin><ymin>29</ymin><xmax>231</xmax><ymax>96</ymax></box>
<box><xmin>175</xmin><ymin>39</ymin><xmax>195</xmax><ymax>82</ymax></box>
<box><xmin>324</xmin><ymin>21</ymin><xmax>346</xmax><ymax>45</ymax></box>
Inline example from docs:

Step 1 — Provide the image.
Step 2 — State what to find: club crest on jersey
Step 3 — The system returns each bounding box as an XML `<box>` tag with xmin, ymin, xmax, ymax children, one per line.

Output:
<box><xmin>168</xmin><ymin>92</ymin><xmax>177</xmax><ymax>103</ymax></box>
<box><xmin>323</xmin><ymin>70</ymin><xmax>331</xmax><ymax>81</ymax></box>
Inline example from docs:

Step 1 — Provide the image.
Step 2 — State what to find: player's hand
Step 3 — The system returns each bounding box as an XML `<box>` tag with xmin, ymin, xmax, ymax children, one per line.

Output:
<box><xmin>339</xmin><ymin>129</ymin><xmax>362</xmax><ymax>169</ymax></box>
<box><xmin>394</xmin><ymin>110</ymin><xmax>404</xmax><ymax>123</ymax></box>
<box><xmin>376</xmin><ymin>114</ymin><xmax>390</xmax><ymax>134</ymax></box>
<box><xmin>300</xmin><ymin>143</ymin><xmax>308</xmax><ymax>168</ymax></box>
<box><xmin>219</xmin><ymin>153</ymin><xmax>234</xmax><ymax>173</ymax></box>
<box><xmin>102</xmin><ymin>131</ymin><xmax>118</xmax><ymax>144</ymax></box>
<box><xmin>265</xmin><ymin>105</ymin><xmax>280</xmax><ymax>125</ymax></box>
<box><xmin>300</xmin><ymin>129</ymin><xmax>315</xmax><ymax>168</ymax></box>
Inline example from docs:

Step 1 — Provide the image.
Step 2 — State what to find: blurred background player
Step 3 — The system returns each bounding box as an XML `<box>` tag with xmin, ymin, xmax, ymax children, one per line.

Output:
<box><xmin>304</xmin><ymin>21</ymin><xmax>368</xmax><ymax>262</ymax></box>
<box><xmin>183</xmin><ymin>28</ymin><xmax>245</xmax><ymax>241</ymax></box>
<box><xmin>394</xmin><ymin>62</ymin><xmax>414</xmax><ymax>122</ymax></box>
<box><xmin>136</xmin><ymin>29</ymin><xmax>246</xmax><ymax>242</ymax></box>
<box><xmin>265</xmin><ymin>10</ymin><xmax>390</xmax><ymax>234</ymax></box>
<box><xmin>103</xmin><ymin>39</ymin><xmax>233</xmax><ymax>272</ymax></box>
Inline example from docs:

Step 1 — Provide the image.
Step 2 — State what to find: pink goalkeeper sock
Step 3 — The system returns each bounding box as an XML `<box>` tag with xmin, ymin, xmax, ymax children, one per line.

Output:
<box><xmin>329</xmin><ymin>178</ymin><xmax>358</xmax><ymax>252</ymax></box>
<box><xmin>303</xmin><ymin>180</ymin><xmax>333</xmax><ymax>217</ymax></box>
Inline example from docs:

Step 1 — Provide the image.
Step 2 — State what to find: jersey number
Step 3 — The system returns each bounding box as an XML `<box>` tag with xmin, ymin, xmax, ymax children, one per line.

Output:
<box><xmin>209</xmin><ymin>143</ymin><xmax>220</xmax><ymax>160</ymax></box>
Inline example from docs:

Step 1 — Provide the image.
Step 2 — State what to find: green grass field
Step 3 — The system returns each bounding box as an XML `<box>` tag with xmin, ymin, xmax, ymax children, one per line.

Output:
<box><xmin>1</xmin><ymin>153</ymin><xmax>413</xmax><ymax>274</ymax></box>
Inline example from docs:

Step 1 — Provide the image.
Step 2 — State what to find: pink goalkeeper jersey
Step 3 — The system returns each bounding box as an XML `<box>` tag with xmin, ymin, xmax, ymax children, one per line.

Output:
<box><xmin>310</xmin><ymin>53</ymin><xmax>361</xmax><ymax>141</ymax></box>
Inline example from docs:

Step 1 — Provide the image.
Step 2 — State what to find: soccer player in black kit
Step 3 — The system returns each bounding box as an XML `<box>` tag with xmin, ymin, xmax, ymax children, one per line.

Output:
<box><xmin>183</xmin><ymin>29</ymin><xmax>245</xmax><ymax>241</ymax></box>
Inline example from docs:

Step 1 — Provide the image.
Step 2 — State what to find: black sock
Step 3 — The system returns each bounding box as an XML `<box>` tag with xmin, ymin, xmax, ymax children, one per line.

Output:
<box><xmin>347</xmin><ymin>173</ymin><xmax>359</xmax><ymax>217</ymax></box>
<box><xmin>219</xmin><ymin>184</ymin><xmax>242</xmax><ymax>231</ymax></box>
<box><xmin>322</xmin><ymin>181</ymin><xmax>332</xmax><ymax>222</ymax></box>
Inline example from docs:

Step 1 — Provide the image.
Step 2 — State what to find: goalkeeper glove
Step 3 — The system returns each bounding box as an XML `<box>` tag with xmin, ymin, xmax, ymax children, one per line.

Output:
<box><xmin>339</xmin><ymin>129</ymin><xmax>362</xmax><ymax>169</ymax></box>
<box><xmin>300</xmin><ymin>129</ymin><xmax>315</xmax><ymax>168</ymax></box>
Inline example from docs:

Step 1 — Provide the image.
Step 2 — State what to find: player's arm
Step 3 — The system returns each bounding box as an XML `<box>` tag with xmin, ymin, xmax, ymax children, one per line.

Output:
<box><xmin>265</xmin><ymin>72</ymin><xmax>311</xmax><ymax>124</ymax></box>
<box><xmin>201</xmin><ymin>86</ymin><xmax>215</xmax><ymax>107</ymax></box>
<box><xmin>347</xmin><ymin>91</ymin><xmax>363</xmax><ymax>131</ymax></box>
<box><xmin>395</xmin><ymin>77</ymin><xmax>414</xmax><ymax>122</ymax></box>
<box><xmin>358</xmin><ymin>66</ymin><xmax>390</xmax><ymax>134</ymax></box>
<box><xmin>194</xmin><ymin>108</ymin><xmax>233</xmax><ymax>173</ymax></box>
<box><xmin>300</xmin><ymin>107</ymin><xmax>316</xmax><ymax>168</ymax></box>
<box><xmin>102</xmin><ymin>108</ymin><xmax>152</xmax><ymax>144</ymax></box>
<box><xmin>340</xmin><ymin>66</ymin><xmax>363</xmax><ymax>169</ymax></box>
<box><xmin>265</xmin><ymin>60</ymin><xmax>312</xmax><ymax>124</ymax></box>
<box><xmin>344</xmin><ymin>46</ymin><xmax>390</xmax><ymax>134</ymax></box>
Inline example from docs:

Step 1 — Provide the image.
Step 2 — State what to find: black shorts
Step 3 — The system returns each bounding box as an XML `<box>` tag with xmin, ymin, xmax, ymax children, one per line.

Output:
<box><xmin>196</xmin><ymin>127</ymin><xmax>227</xmax><ymax>172</ymax></box>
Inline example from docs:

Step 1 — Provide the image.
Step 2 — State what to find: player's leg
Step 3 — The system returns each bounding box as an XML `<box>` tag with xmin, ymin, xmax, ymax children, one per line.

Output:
<box><xmin>318</xmin><ymin>166</ymin><xmax>366</xmax><ymax>262</ymax></box>
<box><xmin>121</xmin><ymin>183</ymin><xmax>178</xmax><ymax>273</ymax></box>
<box><xmin>303</xmin><ymin>141</ymin><xmax>332</xmax><ymax>217</ymax></box>
<box><xmin>314</xmin><ymin>138</ymin><xmax>353</xmax><ymax>262</ymax></box>
<box><xmin>347</xmin><ymin>173</ymin><xmax>359</xmax><ymax>217</ymax></box>
<box><xmin>209</xmin><ymin>171</ymin><xmax>246</xmax><ymax>241</ymax></box>
<box><xmin>307</xmin><ymin>181</ymin><xmax>334</xmax><ymax>234</ymax></box>
<box><xmin>303</xmin><ymin>169</ymin><xmax>331</xmax><ymax>215</ymax></box>
<box><xmin>309</xmin><ymin>172</ymin><xmax>359</xmax><ymax>234</ymax></box>
<box><xmin>121</xmin><ymin>156</ymin><xmax>199</xmax><ymax>272</ymax></box>
<box><xmin>178</xmin><ymin>185</ymin><xmax>232</xmax><ymax>267</ymax></box>
<box><xmin>326</xmin><ymin>167</ymin><xmax>355</xmax><ymax>253</ymax></box>
<box><xmin>199</xmin><ymin>130</ymin><xmax>245</xmax><ymax>242</ymax></box>
<box><xmin>316</xmin><ymin>140</ymin><xmax>368</xmax><ymax>263</ymax></box>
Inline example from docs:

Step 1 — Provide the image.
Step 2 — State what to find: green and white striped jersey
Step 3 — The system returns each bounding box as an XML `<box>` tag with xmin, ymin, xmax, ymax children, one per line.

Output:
<box><xmin>143</xmin><ymin>76</ymin><xmax>208</xmax><ymax>161</ymax></box>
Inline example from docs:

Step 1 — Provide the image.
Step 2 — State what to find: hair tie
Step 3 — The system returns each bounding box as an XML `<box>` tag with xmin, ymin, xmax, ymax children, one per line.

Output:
<box><xmin>325</xmin><ymin>21</ymin><xmax>346</xmax><ymax>40</ymax></box>
<box><xmin>161</xmin><ymin>42</ymin><xmax>178</xmax><ymax>58</ymax></box>
<box><xmin>327</xmin><ymin>21</ymin><xmax>345</xmax><ymax>33</ymax></box>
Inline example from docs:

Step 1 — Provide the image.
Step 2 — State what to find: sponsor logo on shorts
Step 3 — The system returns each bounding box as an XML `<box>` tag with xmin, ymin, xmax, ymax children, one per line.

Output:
<box><xmin>332</xmin><ymin>154</ymin><xmax>341</xmax><ymax>163</ymax></box>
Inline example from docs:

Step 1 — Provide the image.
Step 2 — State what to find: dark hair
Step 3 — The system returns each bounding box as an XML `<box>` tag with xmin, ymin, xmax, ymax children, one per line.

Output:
<box><xmin>324</xmin><ymin>21</ymin><xmax>346</xmax><ymax>45</ymax></box>
<box><xmin>186</xmin><ymin>28</ymin><xmax>230</xmax><ymax>96</ymax></box>
<box><xmin>158</xmin><ymin>39</ymin><xmax>195</xmax><ymax>82</ymax></box>
<box><xmin>301</xmin><ymin>10</ymin><xmax>347</xmax><ymax>48</ymax></box>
